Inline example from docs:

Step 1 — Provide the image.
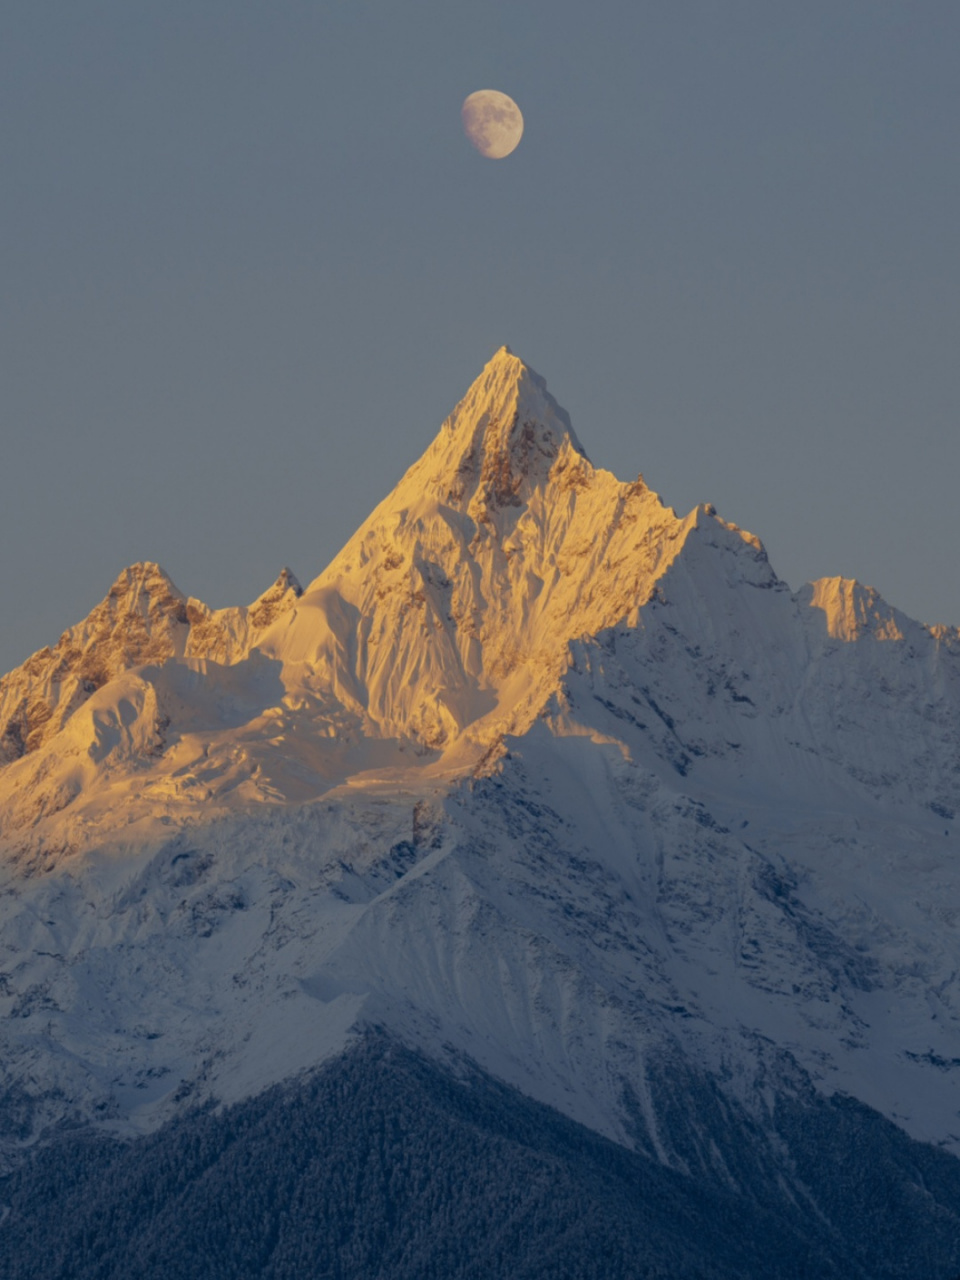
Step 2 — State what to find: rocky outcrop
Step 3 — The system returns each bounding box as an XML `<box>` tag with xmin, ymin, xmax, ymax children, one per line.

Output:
<box><xmin>0</xmin><ymin>564</ymin><xmax>191</xmax><ymax>763</ymax></box>
<box><xmin>0</xmin><ymin>564</ymin><xmax>301</xmax><ymax>764</ymax></box>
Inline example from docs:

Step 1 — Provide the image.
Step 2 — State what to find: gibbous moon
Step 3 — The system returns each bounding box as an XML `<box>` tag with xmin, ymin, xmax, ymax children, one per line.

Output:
<box><xmin>461</xmin><ymin>90</ymin><xmax>524</xmax><ymax>159</ymax></box>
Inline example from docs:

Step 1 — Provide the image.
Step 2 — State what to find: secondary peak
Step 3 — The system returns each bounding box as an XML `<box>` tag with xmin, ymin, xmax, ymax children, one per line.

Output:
<box><xmin>247</xmin><ymin>568</ymin><xmax>304</xmax><ymax>630</ymax></box>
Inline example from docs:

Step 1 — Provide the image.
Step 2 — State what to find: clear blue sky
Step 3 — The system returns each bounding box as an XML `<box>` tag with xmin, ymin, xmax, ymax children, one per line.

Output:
<box><xmin>2</xmin><ymin>1</ymin><xmax>958</xmax><ymax>671</ymax></box>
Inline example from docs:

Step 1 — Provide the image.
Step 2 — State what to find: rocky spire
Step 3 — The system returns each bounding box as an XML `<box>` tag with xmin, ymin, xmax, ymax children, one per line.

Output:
<box><xmin>401</xmin><ymin>346</ymin><xmax>589</xmax><ymax>517</ymax></box>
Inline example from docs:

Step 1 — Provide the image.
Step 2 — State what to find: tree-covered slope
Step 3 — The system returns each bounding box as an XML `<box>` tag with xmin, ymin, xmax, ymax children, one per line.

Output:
<box><xmin>2</xmin><ymin>1035</ymin><xmax>959</xmax><ymax>1280</ymax></box>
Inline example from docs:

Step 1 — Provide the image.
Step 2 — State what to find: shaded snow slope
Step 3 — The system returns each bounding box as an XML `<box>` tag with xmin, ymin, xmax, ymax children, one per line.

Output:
<box><xmin>0</xmin><ymin>347</ymin><xmax>958</xmax><ymax>1186</ymax></box>
<box><xmin>6</xmin><ymin>1035</ymin><xmax>960</xmax><ymax>1280</ymax></box>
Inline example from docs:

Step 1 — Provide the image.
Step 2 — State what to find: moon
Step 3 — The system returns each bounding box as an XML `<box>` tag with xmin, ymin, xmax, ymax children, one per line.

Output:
<box><xmin>461</xmin><ymin>90</ymin><xmax>524</xmax><ymax>159</ymax></box>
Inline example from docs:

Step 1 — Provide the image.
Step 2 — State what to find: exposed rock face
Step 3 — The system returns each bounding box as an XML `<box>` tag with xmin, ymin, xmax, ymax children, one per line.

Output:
<box><xmin>0</xmin><ymin>563</ymin><xmax>191</xmax><ymax>764</ymax></box>
<box><xmin>183</xmin><ymin>567</ymin><xmax>303</xmax><ymax>665</ymax></box>
<box><xmin>0</xmin><ymin>565</ymin><xmax>302</xmax><ymax>765</ymax></box>
<box><xmin>246</xmin><ymin>567</ymin><xmax>303</xmax><ymax>629</ymax></box>
<box><xmin>265</xmin><ymin>346</ymin><xmax>718</xmax><ymax>747</ymax></box>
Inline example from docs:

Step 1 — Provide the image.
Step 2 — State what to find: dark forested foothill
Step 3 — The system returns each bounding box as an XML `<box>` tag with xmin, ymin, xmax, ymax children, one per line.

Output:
<box><xmin>1</xmin><ymin>1035</ymin><xmax>959</xmax><ymax>1280</ymax></box>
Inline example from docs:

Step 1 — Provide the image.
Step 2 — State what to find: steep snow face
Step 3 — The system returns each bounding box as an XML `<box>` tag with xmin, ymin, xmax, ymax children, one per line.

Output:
<box><xmin>805</xmin><ymin>576</ymin><xmax>911</xmax><ymax>642</ymax></box>
<box><xmin>183</xmin><ymin>567</ymin><xmax>303</xmax><ymax>665</ymax></box>
<box><xmin>0</xmin><ymin>349</ymin><xmax>752</xmax><ymax>829</ymax></box>
<box><xmin>0</xmin><ymin>347</ymin><xmax>959</xmax><ymax>1174</ymax></box>
<box><xmin>398</xmin><ymin>343</ymin><xmax>589</xmax><ymax>511</ymax></box>
<box><xmin>566</xmin><ymin>514</ymin><xmax>960</xmax><ymax>818</ymax></box>
<box><xmin>0</xmin><ymin>566</ymin><xmax>302</xmax><ymax>772</ymax></box>
<box><xmin>0</xmin><ymin>564</ymin><xmax>191</xmax><ymax>765</ymax></box>
<box><xmin>260</xmin><ymin>347</ymin><xmax>700</xmax><ymax>750</ymax></box>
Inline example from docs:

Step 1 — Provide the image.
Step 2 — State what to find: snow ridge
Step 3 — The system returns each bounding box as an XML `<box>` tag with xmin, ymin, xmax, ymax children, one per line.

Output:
<box><xmin>0</xmin><ymin>567</ymin><xmax>302</xmax><ymax>768</ymax></box>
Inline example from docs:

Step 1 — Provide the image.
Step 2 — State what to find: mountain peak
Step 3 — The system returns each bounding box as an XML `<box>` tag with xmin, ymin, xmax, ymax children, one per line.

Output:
<box><xmin>288</xmin><ymin>350</ymin><xmax>687</xmax><ymax>750</ymax></box>
<box><xmin>105</xmin><ymin>561</ymin><xmax>187</xmax><ymax>614</ymax></box>
<box><xmin>803</xmin><ymin>576</ymin><xmax>911</xmax><ymax>642</ymax></box>
<box><xmin>246</xmin><ymin>567</ymin><xmax>303</xmax><ymax>630</ymax></box>
<box><xmin>0</xmin><ymin>562</ymin><xmax>193</xmax><ymax>763</ymax></box>
<box><xmin>448</xmin><ymin>344</ymin><xmax>582</xmax><ymax>445</ymax></box>
<box><xmin>414</xmin><ymin>347</ymin><xmax>588</xmax><ymax>516</ymax></box>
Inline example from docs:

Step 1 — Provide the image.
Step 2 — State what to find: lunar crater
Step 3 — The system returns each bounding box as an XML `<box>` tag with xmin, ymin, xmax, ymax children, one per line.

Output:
<box><xmin>462</xmin><ymin>90</ymin><xmax>524</xmax><ymax>159</ymax></box>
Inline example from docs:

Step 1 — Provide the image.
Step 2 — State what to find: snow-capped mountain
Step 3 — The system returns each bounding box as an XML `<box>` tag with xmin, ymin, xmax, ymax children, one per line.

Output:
<box><xmin>0</xmin><ymin>563</ymin><xmax>303</xmax><ymax>766</ymax></box>
<box><xmin>1</xmin><ymin>348</ymin><xmax>959</xmax><ymax>1273</ymax></box>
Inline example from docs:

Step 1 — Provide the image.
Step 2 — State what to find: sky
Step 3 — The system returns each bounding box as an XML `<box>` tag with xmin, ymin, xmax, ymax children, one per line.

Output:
<box><xmin>2</xmin><ymin>1</ymin><xmax>959</xmax><ymax>672</ymax></box>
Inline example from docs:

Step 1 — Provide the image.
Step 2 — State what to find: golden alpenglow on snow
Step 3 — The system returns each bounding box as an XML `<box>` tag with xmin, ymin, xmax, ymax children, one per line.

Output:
<box><xmin>0</xmin><ymin>347</ymin><xmax>749</xmax><ymax>830</ymax></box>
